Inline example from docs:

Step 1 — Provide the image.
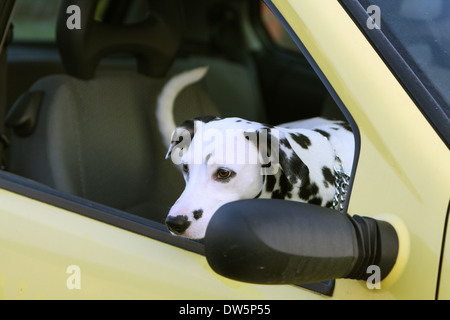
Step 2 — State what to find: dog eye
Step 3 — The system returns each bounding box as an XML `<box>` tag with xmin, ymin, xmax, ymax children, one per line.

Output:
<box><xmin>216</xmin><ymin>168</ymin><xmax>234</xmax><ymax>180</ymax></box>
<box><xmin>182</xmin><ymin>164</ymin><xmax>189</xmax><ymax>173</ymax></box>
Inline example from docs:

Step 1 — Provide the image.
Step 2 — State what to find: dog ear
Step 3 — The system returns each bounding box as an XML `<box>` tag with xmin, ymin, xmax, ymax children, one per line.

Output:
<box><xmin>276</xmin><ymin>133</ymin><xmax>309</xmax><ymax>185</ymax></box>
<box><xmin>243</xmin><ymin>127</ymin><xmax>281</xmax><ymax>176</ymax></box>
<box><xmin>166</xmin><ymin>126</ymin><xmax>191</xmax><ymax>160</ymax></box>
<box><xmin>166</xmin><ymin>115</ymin><xmax>220</xmax><ymax>160</ymax></box>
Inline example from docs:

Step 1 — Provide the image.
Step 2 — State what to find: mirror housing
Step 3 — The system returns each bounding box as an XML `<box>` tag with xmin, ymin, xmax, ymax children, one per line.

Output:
<box><xmin>205</xmin><ymin>199</ymin><xmax>398</xmax><ymax>285</ymax></box>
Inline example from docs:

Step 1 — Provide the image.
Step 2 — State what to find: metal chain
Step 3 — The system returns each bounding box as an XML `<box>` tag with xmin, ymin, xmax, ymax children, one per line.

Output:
<box><xmin>332</xmin><ymin>156</ymin><xmax>350</xmax><ymax>212</ymax></box>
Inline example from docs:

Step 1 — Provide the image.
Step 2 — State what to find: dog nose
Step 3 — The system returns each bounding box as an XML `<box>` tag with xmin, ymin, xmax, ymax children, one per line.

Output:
<box><xmin>166</xmin><ymin>215</ymin><xmax>191</xmax><ymax>234</ymax></box>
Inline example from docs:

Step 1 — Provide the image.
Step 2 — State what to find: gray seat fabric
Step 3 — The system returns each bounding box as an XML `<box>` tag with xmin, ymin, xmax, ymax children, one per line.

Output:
<box><xmin>171</xmin><ymin>56</ymin><xmax>266</xmax><ymax>122</ymax></box>
<box><xmin>7</xmin><ymin>0</ymin><xmax>266</xmax><ymax>224</ymax></box>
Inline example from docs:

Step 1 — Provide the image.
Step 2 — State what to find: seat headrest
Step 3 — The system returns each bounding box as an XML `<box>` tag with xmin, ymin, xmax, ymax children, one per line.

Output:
<box><xmin>56</xmin><ymin>0</ymin><xmax>183</xmax><ymax>79</ymax></box>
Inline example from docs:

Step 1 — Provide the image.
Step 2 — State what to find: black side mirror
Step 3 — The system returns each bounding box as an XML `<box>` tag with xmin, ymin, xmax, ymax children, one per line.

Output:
<box><xmin>205</xmin><ymin>199</ymin><xmax>398</xmax><ymax>285</ymax></box>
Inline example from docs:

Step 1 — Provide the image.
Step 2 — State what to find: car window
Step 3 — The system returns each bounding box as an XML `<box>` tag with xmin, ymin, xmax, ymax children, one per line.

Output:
<box><xmin>4</xmin><ymin>0</ymin><xmax>356</xmax><ymax>254</ymax></box>
<box><xmin>1</xmin><ymin>0</ymin><xmax>360</xmax><ymax>296</ymax></box>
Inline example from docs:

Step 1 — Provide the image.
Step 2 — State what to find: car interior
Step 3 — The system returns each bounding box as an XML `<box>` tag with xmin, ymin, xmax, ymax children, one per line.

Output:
<box><xmin>2</xmin><ymin>0</ymin><xmax>347</xmax><ymax>226</ymax></box>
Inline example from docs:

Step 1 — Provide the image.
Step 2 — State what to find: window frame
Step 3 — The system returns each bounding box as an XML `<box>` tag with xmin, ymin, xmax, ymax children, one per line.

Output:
<box><xmin>0</xmin><ymin>170</ymin><xmax>205</xmax><ymax>255</ymax></box>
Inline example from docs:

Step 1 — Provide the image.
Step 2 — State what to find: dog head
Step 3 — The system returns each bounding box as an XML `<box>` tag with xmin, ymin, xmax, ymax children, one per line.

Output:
<box><xmin>164</xmin><ymin>116</ymin><xmax>281</xmax><ymax>239</ymax></box>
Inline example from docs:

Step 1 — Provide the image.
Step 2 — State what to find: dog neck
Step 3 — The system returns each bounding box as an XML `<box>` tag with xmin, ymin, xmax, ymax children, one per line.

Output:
<box><xmin>256</xmin><ymin>163</ymin><xmax>333</xmax><ymax>207</ymax></box>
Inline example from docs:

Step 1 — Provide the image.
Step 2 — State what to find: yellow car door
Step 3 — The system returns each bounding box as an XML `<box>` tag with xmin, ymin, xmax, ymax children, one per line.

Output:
<box><xmin>1</xmin><ymin>0</ymin><xmax>449</xmax><ymax>302</ymax></box>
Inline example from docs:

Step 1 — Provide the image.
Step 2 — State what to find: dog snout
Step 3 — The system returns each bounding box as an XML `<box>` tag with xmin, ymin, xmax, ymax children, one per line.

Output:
<box><xmin>165</xmin><ymin>215</ymin><xmax>191</xmax><ymax>235</ymax></box>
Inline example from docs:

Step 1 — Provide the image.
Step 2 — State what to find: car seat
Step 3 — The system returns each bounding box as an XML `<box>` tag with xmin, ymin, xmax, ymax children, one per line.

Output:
<box><xmin>6</xmin><ymin>0</ymin><xmax>265</xmax><ymax>224</ymax></box>
<box><xmin>6</xmin><ymin>0</ymin><xmax>222</xmax><ymax>223</ymax></box>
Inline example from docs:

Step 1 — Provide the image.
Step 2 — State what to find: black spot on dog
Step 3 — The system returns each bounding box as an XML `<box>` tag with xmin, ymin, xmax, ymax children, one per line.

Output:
<box><xmin>244</xmin><ymin>127</ymin><xmax>276</xmax><ymax>161</ymax></box>
<box><xmin>336</xmin><ymin>121</ymin><xmax>352</xmax><ymax>132</ymax></box>
<box><xmin>167</xmin><ymin>116</ymin><xmax>220</xmax><ymax>158</ymax></box>
<box><xmin>272</xmin><ymin>173</ymin><xmax>293</xmax><ymax>199</ymax></box>
<box><xmin>193</xmin><ymin>209</ymin><xmax>203</xmax><ymax>220</ymax></box>
<box><xmin>261</xmin><ymin>162</ymin><xmax>272</xmax><ymax>168</ymax></box>
<box><xmin>260</xmin><ymin>128</ymin><xmax>274</xmax><ymax>157</ymax></box>
<box><xmin>195</xmin><ymin>115</ymin><xmax>221</xmax><ymax>124</ymax></box>
<box><xmin>314</xmin><ymin>129</ymin><xmax>330</xmax><ymax>139</ymax></box>
<box><xmin>308</xmin><ymin>197</ymin><xmax>323</xmax><ymax>205</ymax></box>
<box><xmin>278</xmin><ymin>148</ymin><xmax>309</xmax><ymax>185</ymax></box>
<box><xmin>178</xmin><ymin>116</ymin><xmax>220</xmax><ymax>139</ymax></box>
<box><xmin>281</xmin><ymin>174</ymin><xmax>293</xmax><ymax>198</ymax></box>
<box><xmin>253</xmin><ymin>189</ymin><xmax>263</xmax><ymax>199</ymax></box>
<box><xmin>266</xmin><ymin>175</ymin><xmax>276</xmax><ymax>193</ymax></box>
<box><xmin>279</xmin><ymin>145</ymin><xmax>322</xmax><ymax>201</ymax></box>
<box><xmin>290</xmin><ymin>133</ymin><xmax>311</xmax><ymax>149</ymax></box>
<box><xmin>177</xmin><ymin>119</ymin><xmax>195</xmax><ymax>135</ymax></box>
<box><xmin>299</xmin><ymin>182</ymin><xmax>319</xmax><ymax>201</ymax></box>
<box><xmin>280</xmin><ymin>138</ymin><xmax>292</xmax><ymax>149</ymax></box>
<box><xmin>325</xmin><ymin>200</ymin><xmax>334</xmax><ymax>208</ymax></box>
<box><xmin>271</xmin><ymin>190</ymin><xmax>284</xmax><ymax>199</ymax></box>
<box><xmin>322</xmin><ymin>166</ymin><xmax>335</xmax><ymax>187</ymax></box>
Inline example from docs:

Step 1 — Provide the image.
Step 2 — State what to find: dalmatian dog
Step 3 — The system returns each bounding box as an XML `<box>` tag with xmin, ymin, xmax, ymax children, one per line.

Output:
<box><xmin>156</xmin><ymin>67</ymin><xmax>354</xmax><ymax>239</ymax></box>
